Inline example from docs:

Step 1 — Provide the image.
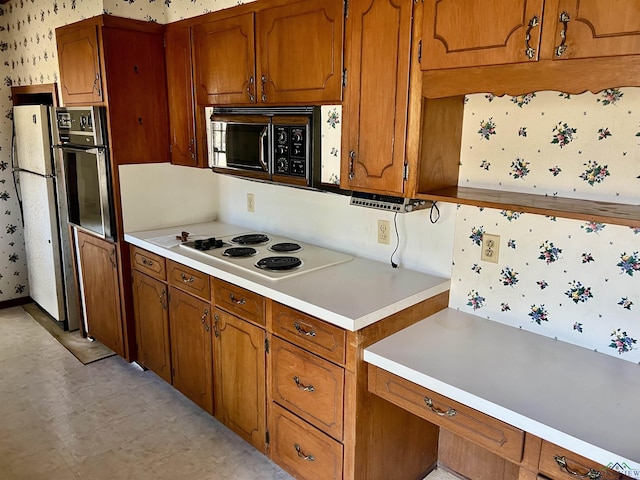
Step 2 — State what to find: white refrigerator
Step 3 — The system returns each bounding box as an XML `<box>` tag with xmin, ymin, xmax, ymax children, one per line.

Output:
<box><xmin>13</xmin><ymin>105</ymin><xmax>79</xmax><ymax>331</ymax></box>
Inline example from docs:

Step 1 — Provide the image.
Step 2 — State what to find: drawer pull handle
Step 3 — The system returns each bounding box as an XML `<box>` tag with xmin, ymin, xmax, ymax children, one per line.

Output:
<box><xmin>424</xmin><ymin>397</ymin><xmax>456</xmax><ymax>417</ymax></box>
<box><xmin>293</xmin><ymin>322</ymin><xmax>316</xmax><ymax>337</ymax></box>
<box><xmin>142</xmin><ymin>257</ymin><xmax>154</xmax><ymax>267</ymax></box>
<box><xmin>181</xmin><ymin>273</ymin><xmax>195</xmax><ymax>283</ymax></box>
<box><xmin>294</xmin><ymin>443</ymin><xmax>315</xmax><ymax>462</ymax></box>
<box><xmin>554</xmin><ymin>455</ymin><xmax>602</xmax><ymax>480</ymax></box>
<box><xmin>293</xmin><ymin>376</ymin><xmax>315</xmax><ymax>392</ymax></box>
<box><xmin>229</xmin><ymin>293</ymin><xmax>246</xmax><ymax>305</ymax></box>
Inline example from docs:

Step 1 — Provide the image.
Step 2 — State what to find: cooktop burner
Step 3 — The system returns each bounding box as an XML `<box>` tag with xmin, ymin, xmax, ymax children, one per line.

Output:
<box><xmin>232</xmin><ymin>233</ymin><xmax>270</xmax><ymax>245</ymax></box>
<box><xmin>269</xmin><ymin>242</ymin><xmax>302</xmax><ymax>253</ymax></box>
<box><xmin>222</xmin><ymin>247</ymin><xmax>258</xmax><ymax>258</ymax></box>
<box><xmin>255</xmin><ymin>256</ymin><xmax>302</xmax><ymax>271</ymax></box>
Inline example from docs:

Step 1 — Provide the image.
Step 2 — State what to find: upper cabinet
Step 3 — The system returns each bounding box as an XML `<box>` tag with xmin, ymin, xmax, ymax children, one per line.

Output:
<box><xmin>193</xmin><ymin>0</ymin><xmax>344</xmax><ymax>106</ymax></box>
<box><xmin>421</xmin><ymin>0</ymin><xmax>545</xmax><ymax>69</ymax></box>
<box><xmin>165</xmin><ymin>27</ymin><xmax>200</xmax><ymax>167</ymax></box>
<box><xmin>421</xmin><ymin>0</ymin><xmax>640</xmax><ymax>71</ymax></box>
<box><xmin>255</xmin><ymin>0</ymin><xmax>344</xmax><ymax>104</ymax></box>
<box><xmin>341</xmin><ymin>0</ymin><xmax>414</xmax><ymax>195</ymax></box>
<box><xmin>57</xmin><ymin>25</ymin><xmax>104</xmax><ymax>104</ymax></box>
<box><xmin>548</xmin><ymin>0</ymin><xmax>640</xmax><ymax>60</ymax></box>
<box><xmin>56</xmin><ymin>16</ymin><xmax>170</xmax><ymax>165</ymax></box>
<box><xmin>194</xmin><ymin>13</ymin><xmax>256</xmax><ymax>106</ymax></box>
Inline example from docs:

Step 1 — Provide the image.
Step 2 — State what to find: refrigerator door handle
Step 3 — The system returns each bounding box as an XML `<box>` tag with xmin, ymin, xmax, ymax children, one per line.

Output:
<box><xmin>53</xmin><ymin>146</ymin><xmax>104</xmax><ymax>156</ymax></box>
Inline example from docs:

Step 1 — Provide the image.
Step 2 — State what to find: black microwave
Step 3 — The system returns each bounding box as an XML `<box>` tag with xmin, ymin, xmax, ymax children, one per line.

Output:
<box><xmin>205</xmin><ymin>106</ymin><xmax>317</xmax><ymax>188</ymax></box>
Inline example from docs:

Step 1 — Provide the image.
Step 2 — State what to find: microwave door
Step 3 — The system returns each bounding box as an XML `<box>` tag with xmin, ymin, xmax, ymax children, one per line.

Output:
<box><xmin>209</xmin><ymin>117</ymin><xmax>270</xmax><ymax>173</ymax></box>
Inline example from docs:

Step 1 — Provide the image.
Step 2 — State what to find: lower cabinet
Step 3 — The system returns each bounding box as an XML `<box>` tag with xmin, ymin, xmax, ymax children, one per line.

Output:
<box><xmin>131</xmin><ymin>270</ymin><xmax>171</xmax><ymax>383</ymax></box>
<box><xmin>168</xmin><ymin>286</ymin><xmax>213</xmax><ymax>414</ymax></box>
<box><xmin>77</xmin><ymin>230</ymin><xmax>124</xmax><ymax>356</ymax></box>
<box><xmin>212</xmin><ymin>307</ymin><xmax>266</xmax><ymax>452</ymax></box>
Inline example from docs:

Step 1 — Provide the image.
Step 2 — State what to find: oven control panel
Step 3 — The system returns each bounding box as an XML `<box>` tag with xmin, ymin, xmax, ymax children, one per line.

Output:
<box><xmin>272</xmin><ymin>125</ymin><xmax>308</xmax><ymax>178</ymax></box>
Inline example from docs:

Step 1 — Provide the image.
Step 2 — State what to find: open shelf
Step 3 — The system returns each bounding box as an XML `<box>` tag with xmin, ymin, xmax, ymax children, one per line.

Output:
<box><xmin>419</xmin><ymin>186</ymin><xmax>640</xmax><ymax>228</ymax></box>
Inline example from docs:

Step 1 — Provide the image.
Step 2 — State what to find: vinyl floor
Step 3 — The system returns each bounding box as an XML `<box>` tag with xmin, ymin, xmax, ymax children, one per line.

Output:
<box><xmin>0</xmin><ymin>305</ymin><xmax>459</xmax><ymax>480</ymax></box>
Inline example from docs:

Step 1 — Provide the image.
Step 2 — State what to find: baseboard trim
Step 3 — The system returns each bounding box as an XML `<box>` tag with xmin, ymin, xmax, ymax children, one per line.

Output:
<box><xmin>0</xmin><ymin>296</ymin><xmax>32</xmax><ymax>309</ymax></box>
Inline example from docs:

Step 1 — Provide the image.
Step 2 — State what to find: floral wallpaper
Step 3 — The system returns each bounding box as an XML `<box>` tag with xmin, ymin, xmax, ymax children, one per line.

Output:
<box><xmin>320</xmin><ymin>105</ymin><xmax>341</xmax><ymax>185</ymax></box>
<box><xmin>450</xmin><ymin>90</ymin><xmax>640</xmax><ymax>364</ymax></box>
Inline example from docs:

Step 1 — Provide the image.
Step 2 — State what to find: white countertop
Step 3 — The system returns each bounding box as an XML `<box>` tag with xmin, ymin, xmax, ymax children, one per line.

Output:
<box><xmin>364</xmin><ymin>308</ymin><xmax>640</xmax><ymax>478</ymax></box>
<box><xmin>124</xmin><ymin>221</ymin><xmax>450</xmax><ymax>332</ymax></box>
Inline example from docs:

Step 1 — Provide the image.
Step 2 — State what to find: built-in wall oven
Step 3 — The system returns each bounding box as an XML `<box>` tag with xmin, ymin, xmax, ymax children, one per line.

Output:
<box><xmin>52</xmin><ymin>106</ymin><xmax>115</xmax><ymax>240</ymax></box>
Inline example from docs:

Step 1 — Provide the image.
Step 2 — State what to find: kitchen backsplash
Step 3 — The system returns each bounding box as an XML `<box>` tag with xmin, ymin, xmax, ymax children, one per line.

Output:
<box><xmin>450</xmin><ymin>90</ymin><xmax>640</xmax><ymax>364</ymax></box>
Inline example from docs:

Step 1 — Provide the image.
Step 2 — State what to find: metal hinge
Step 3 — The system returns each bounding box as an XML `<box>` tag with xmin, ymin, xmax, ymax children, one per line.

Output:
<box><xmin>418</xmin><ymin>39</ymin><xmax>422</xmax><ymax>63</ymax></box>
<box><xmin>265</xmin><ymin>430</ymin><xmax>270</xmax><ymax>445</ymax></box>
<box><xmin>344</xmin><ymin>0</ymin><xmax>349</xmax><ymax>17</ymax></box>
<box><xmin>265</xmin><ymin>337</ymin><xmax>270</xmax><ymax>353</ymax></box>
<box><xmin>342</xmin><ymin>68</ymin><xmax>347</xmax><ymax>88</ymax></box>
<box><xmin>403</xmin><ymin>162</ymin><xmax>409</xmax><ymax>181</ymax></box>
<box><xmin>169</xmin><ymin>144</ymin><xmax>173</xmax><ymax>153</ymax></box>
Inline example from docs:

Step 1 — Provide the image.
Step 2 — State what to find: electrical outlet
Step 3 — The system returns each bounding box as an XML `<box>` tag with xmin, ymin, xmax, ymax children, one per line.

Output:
<box><xmin>377</xmin><ymin>220</ymin><xmax>390</xmax><ymax>245</ymax></box>
<box><xmin>247</xmin><ymin>193</ymin><xmax>255</xmax><ymax>213</ymax></box>
<box><xmin>481</xmin><ymin>233</ymin><xmax>500</xmax><ymax>263</ymax></box>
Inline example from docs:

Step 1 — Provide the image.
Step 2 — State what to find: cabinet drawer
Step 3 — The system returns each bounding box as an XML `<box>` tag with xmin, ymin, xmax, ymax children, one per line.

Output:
<box><xmin>213</xmin><ymin>278</ymin><xmax>264</xmax><ymax>325</ymax></box>
<box><xmin>168</xmin><ymin>260</ymin><xmax>210</xmax><ymax>300</ymax></box>
<box><xmin>271</xmin><ymin>303</ymin><xmax>345</xmax><ymax>365</ymax></box>
<box><xmin>368</xmin><ymin>365</ymin><xmax>525</xmax><ymax>463</ymax></box>
<box><xmin>271</xmin><ymin>337</ymin><xmax>344</xmax><ymax>440</ymax></box>
<box><xmin>269</xmin><ymin>403</ymin><xmax>343</xmax><ymax>480</ymax></box>
<box><xmin>539</xmin><ymin>441</ymin><xmax>633</xmax><ymax>480</ymax></box>
<box><xmin>131</xmin><ymin>246</ymin><xmax>166</xmax><ymax>280</ymax></box>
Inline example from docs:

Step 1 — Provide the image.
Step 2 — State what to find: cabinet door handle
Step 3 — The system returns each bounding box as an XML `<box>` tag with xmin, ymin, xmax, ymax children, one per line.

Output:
<box><xmin>524</xmin><ymin>15</ymin><xmax>539</xmax><ymax>59</ymax></box>
<box><xmin>554</xmin><ymin>456</ymin><xmax>602</xmax><ymax>479</ymax></box>
<box><xmin>201</xmin><ymin>308</ymin><xmax>210</xmax><ymax>333</ymax></box>
<box><xmin>260</xmin><ymin>74</ymin><xmax>267</xmax><ymax>102</ymax></box>
<box><xmin>142</xmin><ymin>257</ymin><xmax>154</xmax><ymax>267</ymax></box>
<box><xmin>293</xmin><ymin>376</ymin><xmax>315</xmax><ymax>392</ymax></box>
<box><xmin>229</xmin><ymin>293</ymin><xmax>246</xmax><ymax>305</ymax></box>
<box><xmin>294</xmin><ymin>443</ymin><xmax>315</xmax><ymax>462</ymax></box>
<box><xmin>348</xmin><ymin>150</ymin><xmax>356</xmax><ymax>180</ymax></box>
<box><xmin>555</xmin><ymin>12</ymin><xmax>570</xmax><ymax>57</ymax></box>
<box><xmin>247</xmin><ymin>76</ymin><xmax>255</xmax><ymax>102</ymax></box>
<box><xmin>159</xmin><ymin>289</ymin><xmax>167</xmax><ymax>310</ymax></box>
<box><xmin>181</xmin><ymin>273</ymin><xmax>194</xmax><ymax>283</ymax></box>
<box><xmin>213</xmin><ymin>313</ymin><xmax>220</xmax><ymax>338</ymax></box>
<box><xmin>293</xmin><ymin>321</ymin><xmax>316</xmax><ymax>337</ymax></box>
<box><xmin>423</xmin><ymin>397</ymin><xmax>456</xmax><ymax>417</ymax></box>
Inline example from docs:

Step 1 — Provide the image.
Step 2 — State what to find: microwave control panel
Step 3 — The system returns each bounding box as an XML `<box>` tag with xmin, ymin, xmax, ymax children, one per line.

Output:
<box><xmin>273</xmin><ymin>125</ymin><xmax>308</xmax><ymax>177</ymax></box>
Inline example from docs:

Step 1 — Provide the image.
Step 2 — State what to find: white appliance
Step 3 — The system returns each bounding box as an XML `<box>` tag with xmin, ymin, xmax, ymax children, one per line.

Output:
<box><xmin>13</xmin><ymin>105</ymin><xmax>79</xmax><ymax>331</ymax></box>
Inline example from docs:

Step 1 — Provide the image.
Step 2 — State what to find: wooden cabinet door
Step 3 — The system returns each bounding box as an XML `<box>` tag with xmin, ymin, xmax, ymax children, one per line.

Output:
<box><xmin>213</xmin><ymin>308</ymin><xmax>266</xmax><ymax>452</ymax></box>
<box><xmin>102</xmin><ymin>27</ymin><xmax>170</xmax><ymax>165</ymax></box>
<box><xmin>132</xmin><ymin>271</ymin><xmax>171</xmax><ymax>383</ymax></box>
<box><xmin>549</xmin><ymin>0</ymin><xmax>640</xmax><ymax>60</ymax></box>
<box><xmin>255</xmin><ymin>0</ymin><xmax>344</xmax><ymax>104</ymax></box>
<box><xmin>56</xmin><ymin>25</ymin><xmax>104</xmax><ymax>105</ymax></box>
<box><xmin>165</xmin><ymin>27</ymin><xmax>199</xmax><ymax>167</ymax></box>
<box><xmin>421</xmin><ymin>0</ymin><xmax>545</xmax><ymax>69</ymax></box>
<box><xmin>341</xmin><ymin>0</ymin><xmax>413</xmax><ymax>195</ymax></box>
<box><xmin>193</xmin><ymin>13</ymin><xmax>256</xmax><ymax>106</ymax></box>
<box><xmin>77</xmin><ymin>230</ymin><xmax>123</xmax><ymax>356</ymax></box>
<box><xmin>168</xmin><ymin>287</ymin><xmax>213</xmax><ymax>414</ymax></box>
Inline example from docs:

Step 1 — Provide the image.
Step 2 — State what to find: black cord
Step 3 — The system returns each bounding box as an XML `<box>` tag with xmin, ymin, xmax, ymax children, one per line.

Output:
<box><xmin>430</xmin><ymin>201</ymin><xmax>440</xmax><ymax>223</ymax></box>
<box><xmin>390</xmin><ymin>211</ymin><xmax>399</xmax><ymax>268</ymax></box>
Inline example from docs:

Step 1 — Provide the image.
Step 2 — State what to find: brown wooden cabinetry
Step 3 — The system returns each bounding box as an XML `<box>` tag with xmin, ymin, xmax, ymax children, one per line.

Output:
<box><xmin>56</xmin><ymin>25</ymin><xmax>103</xmax><ymax>104</ymax></box>
<box><xmin>56</xmin><ymin>16</ymin><xmax>169</xmax><ymax>165</ymax></box>
<box><xmin>212</xmin><ymin>307</ymin><xmax>266</xmax><ymax>451</ymax></box>
<box><xmin>341</xmin><ymin>0</ymin><xmax>414</xmax><ymax>195</ymax></box>
<box><xmin>168</xmin><ymin>286</ymin><xmax>213</xmax><ymax>414</ymax></box>
<box><xmin>421</xmin><ymin>0</ymin><xmax>545</xmax><ymax>70</ymax></box>
<box><xmin>547</xmin><ymin>0</ymin><xmax>640</xmax><ymax>61</ymax></box>
<box><xmin>192</xmin><ymin>0</ymin><xmax>344</xmax><ymax>106</ymax></box>
<box><xmin>165</xmin><ymin>27</ymin><xmax>199</xmax><ymax>167</ymax></box>
<box><xmin>131</xmin><ymin>269</ymin><xmax>171</xmax><ymax>384</ymax></box>
<box><xmin>76</xmin><ymin>230</ymin><xmax>124</xmax><ymax>357</ymax></box>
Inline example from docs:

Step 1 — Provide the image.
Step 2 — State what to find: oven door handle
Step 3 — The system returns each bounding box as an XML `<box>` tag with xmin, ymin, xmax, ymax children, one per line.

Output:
<box><xmin>259</xmin><ymin>126</ymin><xmax>269</xmax><ymax>172</ymax></box>
<box><xmin>55</xmin><ymin>145</ymin><xmax>104</xmax><ymax>156</ymax></box>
